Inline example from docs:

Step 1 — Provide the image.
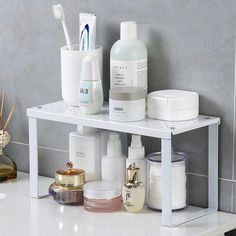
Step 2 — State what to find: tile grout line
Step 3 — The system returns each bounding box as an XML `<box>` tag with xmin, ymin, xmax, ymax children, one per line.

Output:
<box><xmin>230</xmin><ymin>40</ymin><xmax>236</xmax><ymax>212</ymax></box>
<box><xmin>8</xmin><ymin>141</ymin><xmax>236</xmax><ymax>184</ymax></box>
<box><xmin>10</xmin><ymin>141</ymin><xmax>68</xmax><ymax>153</ymax></box>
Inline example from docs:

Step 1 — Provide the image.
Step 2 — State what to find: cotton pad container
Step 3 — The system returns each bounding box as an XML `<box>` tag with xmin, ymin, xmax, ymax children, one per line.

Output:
<box><xmin>109</xmin><ymin>87</ymin><xmax>146</xmax><ymax>122</ymax></box>
<box><xmin>147</xmin><ymin>90</ymin><xmax>199</xmax><ymax>121</ymax></box>
<box><xmin>147</xmin><ymin>152</ymin><xmax>187</xmax><ymax>211</ymax></box>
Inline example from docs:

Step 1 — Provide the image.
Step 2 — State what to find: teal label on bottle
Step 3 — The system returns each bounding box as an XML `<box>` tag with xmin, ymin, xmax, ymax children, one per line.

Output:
<box><xmin>79</xmin><ymin>81</ymin><xmax>93</xmax><ymax>104</ymax></box>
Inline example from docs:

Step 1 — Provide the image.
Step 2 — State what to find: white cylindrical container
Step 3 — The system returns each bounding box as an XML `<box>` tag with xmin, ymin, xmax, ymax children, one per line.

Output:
<box><xmin>147</xmin><ymin>90</ymin><xmax>199</xmax><ymax>121</ymax></box>
<box><xmin>110</xmin><ymin>21</ymin><xmax>148</xmax><ymax>92</ymax></box>
<box><xmin>147</xmin><ymin>152</ymin><xmax>187</xmax><ymax>211</ymax></box>
<box><xmin>101</xmin><ymin>133</ymin><xmax>126</xmax><ymax>184</ymax></box>
<box><xmin>109</xmin><ymin>87</ymin><xmax>146</xmax><ymax>122</ymax></box>
<box><xmin>126</xmin><ymin>135</ymin><xmax>146</xmax><ymax>202</ymax></box>
<box><xmin>61</xmin><ymin>45</ymin><xmax>103</xmax><ymax>107</ymax></box>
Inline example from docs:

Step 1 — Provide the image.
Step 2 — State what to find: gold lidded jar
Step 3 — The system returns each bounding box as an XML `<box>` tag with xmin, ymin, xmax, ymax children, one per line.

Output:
<box><xmin>49</xmin><ymin>161</ymin><xmax>85</xmax><ymax>205</ymax></box>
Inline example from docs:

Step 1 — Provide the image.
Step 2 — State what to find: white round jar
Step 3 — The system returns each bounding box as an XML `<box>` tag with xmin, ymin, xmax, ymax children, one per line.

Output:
<box><xmin>109</xmin><ymin>87</ymin><xmax>146</xmax><ymax>122</ymax></box>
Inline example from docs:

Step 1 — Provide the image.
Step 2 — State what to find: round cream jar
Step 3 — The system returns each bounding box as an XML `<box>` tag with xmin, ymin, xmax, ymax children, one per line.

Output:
<box><xmin>109</xmin><ymin>87</ymin><xmax>146</xmax><ymax>122</ymax></box>
<box><xmin>83</xmin><ymin>181</ymin><xmax>121</xmax><ymax>213</ymax></box>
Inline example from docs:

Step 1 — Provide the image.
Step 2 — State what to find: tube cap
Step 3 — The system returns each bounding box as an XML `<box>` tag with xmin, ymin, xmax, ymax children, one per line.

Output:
<box><xmin>120</xmin><ymin>21</ymin><xmax>137</xmax><ymax>40</ymax></box>
<box><xmin>80</xmin><ymin>55</ymin><xmax>101</xmax><ymax>81</ymax></box>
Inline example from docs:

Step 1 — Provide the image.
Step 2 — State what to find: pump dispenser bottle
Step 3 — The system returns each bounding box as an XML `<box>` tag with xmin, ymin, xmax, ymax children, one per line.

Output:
<box><xmin>122</xmin><ymin>163</ymin><xmax>145</xmax><ymax>213</ymax></box>
<box><xmin>126</xmin><ymin>135</ymin><xmax>146</xmax><ymax>192</ymax></box>
<box><xmin>110</xmin><ymin>21</ymin><xmax>148</xmax><ymax>91</ymax></box>
<box><xmin>101</xmin><ymin>132</ymin><xmax>126</xmax><ymax>184</ymax></box>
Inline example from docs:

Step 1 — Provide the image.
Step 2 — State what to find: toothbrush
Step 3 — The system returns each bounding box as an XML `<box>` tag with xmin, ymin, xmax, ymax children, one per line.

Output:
<box><xmin>53</xmin><ymin>4</ymin><xmax>72</xmax><ymax>50</ymax></box>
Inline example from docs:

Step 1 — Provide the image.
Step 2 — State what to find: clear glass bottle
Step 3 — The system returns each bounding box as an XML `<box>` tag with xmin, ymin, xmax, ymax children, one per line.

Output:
<box><xmin>122</xmin><ymin>163</ymin><xmax>145</xmax><ymax>213</ymax></box>
<box><xmin>0</xmin><ymin>130</ymin><xmax>17</xmax><ymax>182</ymax></box>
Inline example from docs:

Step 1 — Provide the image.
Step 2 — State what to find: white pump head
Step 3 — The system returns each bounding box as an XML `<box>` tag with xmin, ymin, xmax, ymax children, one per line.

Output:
<box><xmin>107</xmin><ymin>132</ymin><xmax>122</xmax><ymax>157</ymax></box>
<box><xmin>128</xmin><ymin>134</ymin><xmax>145</xmax><ymax>160</ymax></box>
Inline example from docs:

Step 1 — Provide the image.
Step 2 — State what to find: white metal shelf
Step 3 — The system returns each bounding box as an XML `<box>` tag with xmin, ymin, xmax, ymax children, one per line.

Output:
<box><xmin>26</xmin><ymin>100</ymin><xmax>221</xmax><ymax>227</ymax></box>
<box><xmin>27</xmin><ymin>101</ymin><xmax>220</xmax><ymax>138</ymax></box>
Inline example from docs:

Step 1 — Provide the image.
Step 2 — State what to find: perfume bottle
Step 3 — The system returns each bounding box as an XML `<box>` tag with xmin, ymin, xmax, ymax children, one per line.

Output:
<box><xmin>122</xmin><ymin>162</ymin><xmax>145</xmax><ymax>213</ymax></box>
<box><xmin>0</xmin><ymin>130</ymin><xmax>17</xmax><ymax>182</ymax></box>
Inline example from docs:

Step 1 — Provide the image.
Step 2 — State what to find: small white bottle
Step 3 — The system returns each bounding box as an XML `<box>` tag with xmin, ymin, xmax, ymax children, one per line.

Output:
<box><xmin>126</xmin><ymin>135</ymin><xmax>146</xmax><ymax>197</ymax></box>
<box><xmin>101</xmin><ymin>132</ymin><xmax>126</xmax><ymax>184</ymax></box>
<box><xmin>69</xmin><ymin>127</ymin><xmax>101</xmax><ymax>182</ymax></box>
<box><xmin>110</xmin><ymin>21</ymin><xmax>148</xmax><ymax>92</ymax></box>
<box><xmin>79</xmin><ymin>55</ymin><xmax>103</xmax><ymax>114</ymax></box>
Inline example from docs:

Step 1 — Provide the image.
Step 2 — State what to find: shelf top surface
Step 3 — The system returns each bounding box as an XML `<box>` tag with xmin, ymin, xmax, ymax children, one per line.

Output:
<box><xmin>27</xmin><ymin>101</ymin><xmax>220</xmax><ymax>138</ymax></box>
<box><xmin>1</xmin><ymin>172</ymin><xmax>236</xmax><ymax>236</ymax></box>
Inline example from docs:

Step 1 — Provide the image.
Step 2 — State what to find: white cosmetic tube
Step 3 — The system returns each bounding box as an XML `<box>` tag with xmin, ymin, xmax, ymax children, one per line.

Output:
<box><xmin>79</xmin><ymin>13</ymin><xmax>96</xmax><ymax>50</ymax></box>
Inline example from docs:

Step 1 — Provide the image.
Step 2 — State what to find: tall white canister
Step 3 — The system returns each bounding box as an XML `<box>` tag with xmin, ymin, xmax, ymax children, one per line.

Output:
<box><xmin>61</xmin><ymin>45</ymin><xmax>103</xmax><ymax>106</ymax></box>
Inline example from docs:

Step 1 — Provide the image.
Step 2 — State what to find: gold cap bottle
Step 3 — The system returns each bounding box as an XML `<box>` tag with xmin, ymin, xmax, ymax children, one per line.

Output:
<box><xmin>122</xmin><ymin>163</ymin><xmax>145</xmax><ymax>213</ymax></box>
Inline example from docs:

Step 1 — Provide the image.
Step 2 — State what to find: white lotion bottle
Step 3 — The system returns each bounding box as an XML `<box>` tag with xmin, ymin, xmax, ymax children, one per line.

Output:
<box><xmin>110</xmin><ymin>21</ymin><xmax>148</xmax><ymax>92</ymax></box>
<box><xmin>79</xmin><ymin>55</ymin><xmax>103</xmax><ymax>114</ymax></box>
<box><xmin>126</xmin><ymin>135</ymin><xmax>146</xmax><ymax>199</ymax></box>
<box><xmin>101</xmin><ymin>133</ymin><xmax>126</xmax><ymax>184</ymax></box>
<box><xmin>69</xmin><ymin>127</ymin><xmax>101</xmax><ymax>182</ymax></box>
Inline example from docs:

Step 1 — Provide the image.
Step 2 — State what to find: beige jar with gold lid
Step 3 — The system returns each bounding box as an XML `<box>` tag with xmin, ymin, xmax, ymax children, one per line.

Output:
<box><xmin>49</xmin><ymin>162</ymin><xmax>85</xmax><ymax>205</ymax></box>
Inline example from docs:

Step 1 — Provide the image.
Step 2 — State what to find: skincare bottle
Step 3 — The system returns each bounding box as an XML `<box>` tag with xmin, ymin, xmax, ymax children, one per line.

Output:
<box><xmin>101</xmin><ymin>132</ymin><xmax>126</xmax><ymax>184</ymax></box>
<box><xmin>79</xmin><ymin>55</ymin><xmax>103</xmax><ymax>115</ymax></box>
<box><xmin>126</xmin><ymin>135</ymin><xmax>146</xmax><ymax>196</ymax></box>
<box><xmin>122</xmin><ymin>163</ymin><xmax>145</xmax><ymax>213</ymax></box>
<box><xmin>69</xmin><ymin>127</ymin><xmax>101</xmax><ymax>182</ymax></box>
<box><xmin>110</xmin><ymin>21</ymin><xmax>148</xmax><ymax>92</ymax></box>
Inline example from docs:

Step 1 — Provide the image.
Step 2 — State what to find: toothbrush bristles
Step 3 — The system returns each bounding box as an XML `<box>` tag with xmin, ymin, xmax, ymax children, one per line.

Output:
<box><xmin>52</xmin><ymin>4</ymin><xmax>64</xmax><ymax>20</ymax></box>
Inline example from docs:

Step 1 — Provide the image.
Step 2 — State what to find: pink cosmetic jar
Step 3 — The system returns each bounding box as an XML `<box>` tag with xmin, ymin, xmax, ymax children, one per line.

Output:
<box><xmin>83</xmin><ymin>181</ymin><xmax>121</xmax><ymax>213</ymax></box>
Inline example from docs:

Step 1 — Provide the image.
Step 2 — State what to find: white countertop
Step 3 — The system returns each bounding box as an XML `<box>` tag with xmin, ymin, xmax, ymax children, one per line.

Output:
<box><xmin>0</xmin><ymin>172</ymin><xmax>236</xmax><ymax>236</ymax></box>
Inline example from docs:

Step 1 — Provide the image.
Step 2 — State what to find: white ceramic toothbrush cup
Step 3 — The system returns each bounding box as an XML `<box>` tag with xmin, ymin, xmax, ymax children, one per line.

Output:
<box><xmin>61</xmin><ymin>45</ymin><xmax>103</xmax><ymax>107</ymax></box>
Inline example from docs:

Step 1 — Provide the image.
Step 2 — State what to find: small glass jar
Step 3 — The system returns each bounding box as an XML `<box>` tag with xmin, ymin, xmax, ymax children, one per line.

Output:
<box><xmin>147</xmin><ymin>152</ymin><xmax>187</xmax><ymax>211</ymax></box>
<box><xmin>83</xmin><ymin>181</ymin><xmax>121</xmax><ymax>213</ymax></box>
<box><xmin>49</xmin><ymin>162</ymin><xmax>85</xmax><ymax>205</ymax></box>
<box><xmin>0</xmin><ymin>130</ymin><xmax>17</xmax><ymax>182</ymax></box>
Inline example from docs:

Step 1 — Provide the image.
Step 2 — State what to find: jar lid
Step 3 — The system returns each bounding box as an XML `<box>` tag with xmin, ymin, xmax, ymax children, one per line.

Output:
<box><xmin>55</xmin><ymin>162</ymin><xmax>85</xmax><ymax>187</ymax></box>
<box><xmin>147</xmin><ymin>152</ymin><xmax>187</xmax><ymax>163</ymax></box>
<box><xmin>83</xmin><ymin>181</ymin><xmax>121</xmax><ymax>199</ymax></box>
<box><xmin>109</xmin><ymin>87</ymin><xmax>146</xmax><ymax>101</ymax></box>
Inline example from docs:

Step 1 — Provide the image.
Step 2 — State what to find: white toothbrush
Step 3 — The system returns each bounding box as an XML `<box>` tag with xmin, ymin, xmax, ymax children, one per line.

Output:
<box><xmin>53</xmin><ymin>4</ymin><xmax>72</xmax><ymax>50</ymax></box>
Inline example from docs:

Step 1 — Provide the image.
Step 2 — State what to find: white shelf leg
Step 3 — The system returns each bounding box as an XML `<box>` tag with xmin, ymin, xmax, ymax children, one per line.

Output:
<box><xmin>161</xmin><ymin>138</ymin><xmax>172</xmax><ymax>226</ymax></box>
<box><xmin>208</xmin><ymin>123</ymin><xmax>219</xmax><ymax>210</ymax></box>
<box><xmin>29</xmin><ymin>117</ymin><xmax>39</xmax><ymax>198</ymax></box>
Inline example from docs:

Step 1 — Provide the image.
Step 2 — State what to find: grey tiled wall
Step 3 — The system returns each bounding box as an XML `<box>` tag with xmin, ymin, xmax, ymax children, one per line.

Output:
<box><xmin>1</xmin><ymin>0</ymin><xmax>236</xmax><ymax>217</ymax></box>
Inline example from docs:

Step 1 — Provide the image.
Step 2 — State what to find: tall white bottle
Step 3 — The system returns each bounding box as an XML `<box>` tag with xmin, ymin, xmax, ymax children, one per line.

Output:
<box><xmin>79</xmin><ymin>55</ymin><xmax>103</xmax><ymax>115</ymax></box>
<box><xmin>126</xmin><ymin>135</ymin><xmax>146</xmax><ymax>198</ymax></box>
<box><xmin>110</xmin><ymin>21</ymin><xmax>148</xmax><ymax>91</ymax></box>
<box><xmin>101</xmin><ymin>132</ymin><xmax>126</xmax><ymax>184</ymax></box>
<box><xmin>69</xmin><ymin>127</ymin><xmax>101</xmax><ymax>182</ymax></box>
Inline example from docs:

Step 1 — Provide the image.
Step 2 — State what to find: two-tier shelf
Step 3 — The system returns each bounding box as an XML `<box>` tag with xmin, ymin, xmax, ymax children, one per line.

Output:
<box><xmin>27</xmin><ymin>101</ymin><xmax>220</xmax><ymax>227</ymax></box>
